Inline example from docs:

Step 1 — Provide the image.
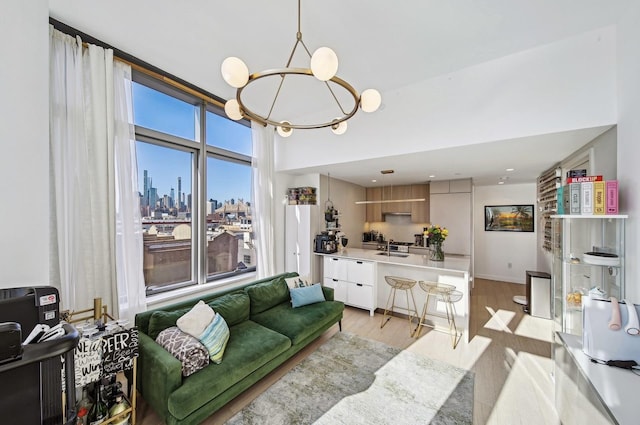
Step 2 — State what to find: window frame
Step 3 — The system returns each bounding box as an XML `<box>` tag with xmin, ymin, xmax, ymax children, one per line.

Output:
<box><xmin>132</xmin><ymin>71</ymin><xmax>255</xmax><ymax>296</ymax></box>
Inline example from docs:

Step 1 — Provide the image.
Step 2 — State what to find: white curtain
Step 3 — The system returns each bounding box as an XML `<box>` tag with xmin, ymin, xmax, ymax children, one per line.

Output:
<box><xmin>49</xmin><ymin>27</ymin><xmax>145</xmax><ymax>319</ymax></box>
<box><xmin>251</xmin><ymin>122</ymin><xmax>276</xmax><ymax>278</ymax></box>
<box><xmin>113</xmin><ymin>62</ymin><xmax>147</xmax><ymax>321</ymax></box>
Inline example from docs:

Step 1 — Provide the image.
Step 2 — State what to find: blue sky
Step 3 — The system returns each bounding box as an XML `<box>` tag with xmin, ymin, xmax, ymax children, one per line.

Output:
<box><xmin>132</xmin><ymin>83</ymin><xmax>252</xmax><ymax>204</ymax></box>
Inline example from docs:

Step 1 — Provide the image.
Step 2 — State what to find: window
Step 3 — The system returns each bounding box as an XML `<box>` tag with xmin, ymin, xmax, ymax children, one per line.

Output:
<box><xmin>132</xmin><ymin>73</ymin><xmax>255</xmax><ymax>295</ymax></box>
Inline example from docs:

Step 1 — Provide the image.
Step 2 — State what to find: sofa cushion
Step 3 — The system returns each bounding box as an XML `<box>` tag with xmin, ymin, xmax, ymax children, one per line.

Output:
<box><xmin>155</xmin><ymin>326</ymin><xmax>209</xmax><ymax>377</ymax></box>
<box><xmin>290</xmin><ymin>283</ymin><xmax>326</xmax><ymax>308</ymax></box>
<box><xmin>148</xmin><ymin>309</ymin><xmax>189</xmax><ymax>340</ymax></box>
<box><xmin>251</xmin><ymin>300</ymin><xmax>344</xmax><ymax>345</ymax></box>
<box><xmin>198</xmin><ymin>313</ymin><xmax>230</xmax><ymax>364</ymax></box>
<box><xmin>168</xmin><ymin>320</ymin><xmax>291</xmax><ymax>421</ymax></box>
<box><xmin>177</xmin><ymin>300</ymin><xmax>216</xmax><ymax>338</ymax></box>
<box><xmin>245</xmin><ymin>276</ymin><xmax>290</xmax><ymax>315</ymax></box>
<box><xmin>207</xmin><ymin>291</ymin><xmax>250</xmax><ymax>327</ymax></box>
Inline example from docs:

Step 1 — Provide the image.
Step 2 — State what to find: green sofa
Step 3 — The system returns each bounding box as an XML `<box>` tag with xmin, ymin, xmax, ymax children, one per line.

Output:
<box><xmin>135</xmin><ymin>272</ymin><xmax>344</xmax><ymax>425</ymax></box>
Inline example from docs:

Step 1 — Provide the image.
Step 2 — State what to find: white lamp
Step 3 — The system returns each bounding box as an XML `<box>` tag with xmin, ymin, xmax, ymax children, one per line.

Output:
<box><xmin>277</xmin><ymin>121</ymin><xmax>293</xmax><ymax>138</ymax></box>
<box><xmin>331</xmin><ymin>119</ymin><xmax>348</xmax><ymax>135</ymax></box>
<box><xmin>310</xmin><ymin>47</ymin><xmax>338</xmax><ymax>81</ymax></box>
<box><xmin>360</xmin><ymin>89</ymin><xmax>382</xmax><ymax>113</ymax></box>
<box><xmin>224</xmin><ymin>99</ymin><xmax>243</xmax><ymax>121</ymax></box>
<box><xmin>221</xmin><ymin>57</ymin><xmax>249</xmax><ymax>88</ymax></box>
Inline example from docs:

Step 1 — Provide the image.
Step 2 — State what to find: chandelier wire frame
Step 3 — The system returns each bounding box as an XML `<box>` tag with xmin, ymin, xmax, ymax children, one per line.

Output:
<box><xmin>229</xmin><ymin>0</ymin><xmax>364</xmax><ymax>130</ymax></box>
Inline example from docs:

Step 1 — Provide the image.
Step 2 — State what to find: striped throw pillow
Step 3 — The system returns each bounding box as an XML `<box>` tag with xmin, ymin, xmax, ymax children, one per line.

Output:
<box><xmin>197</xmin><ymin>313</ymin><xmax>230</xmax><ymax>364</ymax></box>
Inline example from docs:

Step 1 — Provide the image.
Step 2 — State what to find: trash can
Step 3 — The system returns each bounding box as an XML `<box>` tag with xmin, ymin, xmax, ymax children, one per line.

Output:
<box><xmin>526</xmin><ymin>271</ymin><xmax>552</xmax><ymax>319</ymax></box>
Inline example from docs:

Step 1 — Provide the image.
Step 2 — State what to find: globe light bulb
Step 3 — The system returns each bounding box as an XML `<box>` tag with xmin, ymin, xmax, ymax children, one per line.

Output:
<box><xmin>224</xmin><ymin>99</ymin><xmax>243</xmax><ymax>120</ymax></box>
<box><xmin>221</xmin><ymin>57</ymin><xmax>249</xmax><ymax>88</ymax></box>
<box><xmin>277</xmin><ymin>121</ymin><xmax>293</xmax><ymax>138</ymax></box>
<box><xmin>310</xmin><ymin>47</ymin><xmax>338</xmax><ymax>81</ymax></box>
<box><xmin>360</xmin><ymin>89</ymin><xmax>382</xmax><ymax>113</ymax></box>
<box><xmin>330</xmin><ymin>119</ymin><xmax>348</xmax><ymax>135</ymax></box>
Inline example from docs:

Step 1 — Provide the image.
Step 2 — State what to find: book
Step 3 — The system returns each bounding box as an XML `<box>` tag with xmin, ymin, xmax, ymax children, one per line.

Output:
<box><xmin>593</xmin><ymin>181</ymin><xmax>606</xmax><ymax>215</ymax></box>
<box><xmin>563</xmin><ymin>185</ymin><xmax>570</xmax><ymax>214</ymax></box>
<box><xmin>606</xmin><ymin>180</ymin><xmax>619</xmax><ymax>214</ymax></box>
<box><xmin>581</xmin><ymin>181</ymin><xmax>593</xmax><ymax>214</ymax></box>
<box><xmin>566</xmin><ymin>175</ymin><xmax>603</xmax><ymax>183</ymax></box>
<box><xmin>570</xmin><ymin>182</ymin><xmax>581</xmax><ymax>214</ymax></box>
<box><xmin>556</xmin><ymin>185</ymin><xmax>565</xmax><ymax>214</ymax></box>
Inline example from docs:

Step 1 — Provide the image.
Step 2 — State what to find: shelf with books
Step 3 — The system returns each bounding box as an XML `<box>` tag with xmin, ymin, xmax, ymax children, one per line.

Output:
<box><xmin>537</xmin><ymin>165</ymin><xmax>561</xmax><ymax>252</ymax></box>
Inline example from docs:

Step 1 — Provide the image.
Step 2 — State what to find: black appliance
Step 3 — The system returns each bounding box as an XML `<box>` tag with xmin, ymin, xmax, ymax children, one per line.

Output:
<box><xmin>362</xmin><ymin>231</ymin><xmax>374</xmax><ymax>242</ymax></box>
<box><xmin>0</xmin><ymin>287</ymin><xmax>79</xmax><ymax>425</ymax></box>
<box><xmin>314</xmin><ymin>233</ymin><xmax>338</xmax><ymax>254</ymax></box>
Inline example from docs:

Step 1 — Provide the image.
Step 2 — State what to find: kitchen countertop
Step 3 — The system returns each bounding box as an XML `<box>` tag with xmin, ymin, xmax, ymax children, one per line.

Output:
<box><xmin>317</xmin><ymin>247</ymin><xmax>470</xmax><ymax>274</ymax></box>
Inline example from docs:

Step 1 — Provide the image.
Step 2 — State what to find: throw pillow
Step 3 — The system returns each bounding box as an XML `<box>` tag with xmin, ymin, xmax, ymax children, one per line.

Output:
<box><xmin>245</xmin><ymin>276</ymin><xmax>290</xmax><ymax>314</ymax></box>
<box><xmin>285</xmin><ymin>275</ymin><xmax>312</xmax><ymax>289</ymax></box>
<box><xmin>148</xmin><ymin>309</ymin><xmax>188</xmax><ymax>340</ymax></box>
<box><xmin>198</xmin><ymin>313</ymin><xmax>230</xmax><ymax>364</ymax></box>
<box><xmin>177</xmin><ymin>300</ymin><xmax>215</xmax><ymax>338</ymax></box>
<box><xmin>155</xmin><ymin>326</ymin><xmax>209</xmax><ymax>377</ymax></box>
<box><xmin>290</xmin><ymin>283</ymin><xmax>326</xmax><ymax>308</ymax></box>
<box><xmin>207</xmin><ymin>292</ymin><xmax>250</xmax><ymax>327</ymax></box>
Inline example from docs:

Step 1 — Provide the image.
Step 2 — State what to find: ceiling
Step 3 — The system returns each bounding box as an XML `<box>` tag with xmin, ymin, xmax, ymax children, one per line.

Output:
<box><xmin>49</xmin><ymin>0</ymin><xmax>623</xmax><ymax>187</ymax></box>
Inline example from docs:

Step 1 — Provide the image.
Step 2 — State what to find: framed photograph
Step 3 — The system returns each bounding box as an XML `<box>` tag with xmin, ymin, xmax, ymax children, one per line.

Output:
<box><xmin>484</xmin><ymin>205</ymin><xmax>534</xmax><ymax>232</ymax></box>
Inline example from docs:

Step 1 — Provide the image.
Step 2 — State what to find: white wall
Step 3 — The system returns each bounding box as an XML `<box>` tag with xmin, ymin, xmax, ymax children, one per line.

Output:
<box><xmin>277</xmin><ymin>26</ymin><xmax>617</xmax><ymax>172</ymax></box>
<box><xmin>474</xmin><ymin>184</ymin><xmax>538</xmax><ymax>284</ymax></box>
<box><xmin>0</xmin><ymin>1</ymin><xmax>50</xmax><ymax>288</ymax></box>
<box><xmin>616</xmin><ymin>1</ymin><xmax>640</xmax><ymax>303</ymax></box>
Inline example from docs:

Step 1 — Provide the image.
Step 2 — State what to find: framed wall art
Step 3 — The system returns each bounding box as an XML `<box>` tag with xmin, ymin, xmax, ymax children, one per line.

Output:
<box><xmin>484</xmin><ymin>204</ymin><xmax>534</xmax><ymax>232</ymax></box>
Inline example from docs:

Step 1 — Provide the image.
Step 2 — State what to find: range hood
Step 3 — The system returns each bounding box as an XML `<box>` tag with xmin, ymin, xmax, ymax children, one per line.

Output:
<box><xmin>383</xmin><ymin>211</ymin><xmax>412</xmax><ymax>216</ymax></box>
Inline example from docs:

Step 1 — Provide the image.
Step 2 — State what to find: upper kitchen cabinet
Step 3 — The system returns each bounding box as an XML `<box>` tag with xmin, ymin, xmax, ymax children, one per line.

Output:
<box><xmin>410</xmin><ymin>184</ymin><xmax>430</xmax><ymax>223</ymax></box>
<box><xmin>365</xmin><ymin>187</ymin><xmax>383</xmax><ymax>222</ymax></box>
<box><xmin>365</xmin><ymin>184</ymin><xmax>429</xmax><ymax>223</ymax></box>
<box><xmin>381</xmin><ymin>185</ymin><xmax>412</xmax><ymax>214</ymax></box>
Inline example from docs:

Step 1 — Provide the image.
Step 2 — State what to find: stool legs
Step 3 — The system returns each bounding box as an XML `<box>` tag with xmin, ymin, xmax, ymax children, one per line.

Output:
<box><xmin>414</xmin><ymin>289</ymin><xmax>461</xmax><ymax>349</ymax></box>
<box><xmin>380</xmin><ymin>286</ymin><xmax>418</xmax><ymax>337</ymax></box>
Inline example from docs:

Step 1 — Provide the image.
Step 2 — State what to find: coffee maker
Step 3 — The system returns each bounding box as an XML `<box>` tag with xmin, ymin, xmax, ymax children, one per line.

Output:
<box><xmin>314</xmin><ymin>232</ymin><xmax>337</xmax><ymax>253</ymax></box>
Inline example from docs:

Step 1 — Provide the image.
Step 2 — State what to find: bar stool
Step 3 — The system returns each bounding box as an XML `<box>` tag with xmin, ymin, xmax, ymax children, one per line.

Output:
<box><xmin>415</xmin><ymin>280</ymin><xmax>462</xmax><ymax>348</ymax></box>
<box><xmin>380</xmin><ymin>276</ymin><xmax>419</xmax><ymax>337</ymax></box>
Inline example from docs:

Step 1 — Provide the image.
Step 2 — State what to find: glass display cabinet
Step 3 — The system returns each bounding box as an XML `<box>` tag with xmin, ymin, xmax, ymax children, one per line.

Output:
<box><xmin>551</xmin><ymin>215</ymin><xmax>627</xmax><ymax>336</ymax></box>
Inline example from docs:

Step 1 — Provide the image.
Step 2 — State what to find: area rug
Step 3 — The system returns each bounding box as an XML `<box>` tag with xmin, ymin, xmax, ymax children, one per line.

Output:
<box><xmin>226</xmin><ymin>332</ymin><xmax>474</xmax><ymax>424</ymax></box>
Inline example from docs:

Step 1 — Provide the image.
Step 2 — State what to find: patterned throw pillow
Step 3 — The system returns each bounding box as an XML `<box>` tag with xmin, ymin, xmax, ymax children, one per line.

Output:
<box><xmin>285</xmin><ymin>275</ymin><xmax>312</xmax><ymax>289</ymax></box>
<box><xmin>198</xmin><ymin>313</ymin><xmax>230</xmax><ymax>364</ymax></box>
<box><xmin>155</xmin><ymin>326</ymin><xmax>209</xmax><ymax>377</ymax></box>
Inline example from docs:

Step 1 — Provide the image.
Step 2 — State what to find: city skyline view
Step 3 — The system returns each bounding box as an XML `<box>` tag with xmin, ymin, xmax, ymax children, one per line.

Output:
<box><xmin>132</xmin><ymin>82</ymin><xmax>253</xmax><ymax>209</ymax></box>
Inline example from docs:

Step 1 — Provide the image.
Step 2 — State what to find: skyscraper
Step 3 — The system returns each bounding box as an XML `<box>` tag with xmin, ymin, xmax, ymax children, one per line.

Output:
<box><xmin>143</xmin><ymin>169</ymin><xmax>149</xmax><ymax>206</ymax></box>
<box><xmin>177</xmin><ymin>177</ymin><xmax>182</xmax><ymax>211</ymax></box>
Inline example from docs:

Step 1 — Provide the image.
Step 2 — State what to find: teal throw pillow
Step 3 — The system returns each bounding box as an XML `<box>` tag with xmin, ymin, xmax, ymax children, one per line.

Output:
<box><xmin>197</xmin><ymin>313</ymin><xmax>230</xmax><ymax>364</ymax></box>
<box><xmin>290</xmin><ymin>284</ymin><xmax>326</xmax><ymax>308</ymax></box>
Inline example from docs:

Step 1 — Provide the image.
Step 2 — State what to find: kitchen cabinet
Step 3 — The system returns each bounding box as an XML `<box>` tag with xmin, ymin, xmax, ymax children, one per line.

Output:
<box><xmin>365</xmin><ymin>187</ymin><xmax>383</xmax><ymax>222</ymax></box>
<box><xmin>410</xmin><ymin>184</ymin><xmax>429</xmax><ymax>223</ymax></box>
<box><xmin>285</xmin><ymin>205</ymin><xmax>316</xmax><ymax>278</ymax></box>
<box><xmin>551</xmin><ymin>214</ymin><xmax>627</xmax><ymax>336</ymax></box>
<box><xmin>381</xmin><ymin>185</ymin><xmax>412</xmax><ymax>214</ymax></box>
<box><xmin>323</xmin><ymin>257</ymin><xmax>376</xmax><ymax>316</ymax></box>
<box><xmin>365</xmin><ymin>184</ymin><xmax>429</xmax><ymax>222</ymax></box>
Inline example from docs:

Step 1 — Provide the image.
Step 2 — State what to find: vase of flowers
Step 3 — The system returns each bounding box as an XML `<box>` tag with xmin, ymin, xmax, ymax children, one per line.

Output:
<box><xmin>425</xmin><ymin>224</ymin><xmax>448</xmax><ymax>261</ymax></box>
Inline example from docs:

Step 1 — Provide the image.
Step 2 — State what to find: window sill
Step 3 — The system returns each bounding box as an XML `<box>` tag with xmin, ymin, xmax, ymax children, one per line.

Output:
<box><xmin>145</xmin><ymin>271</ymin><xmax>258</xmax><ymax>309</ymax></box>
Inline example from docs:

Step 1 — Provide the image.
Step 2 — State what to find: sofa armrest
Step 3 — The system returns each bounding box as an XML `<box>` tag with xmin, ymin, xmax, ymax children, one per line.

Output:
<box><xmin>137</xmin><ymin>332</ymin><xmax>183</xmax><ymax>422</ymax></box>
<box><xmin>322</xmin><ymin>285</ymin><xmax>334</xmax><ymax>301</ymax></box>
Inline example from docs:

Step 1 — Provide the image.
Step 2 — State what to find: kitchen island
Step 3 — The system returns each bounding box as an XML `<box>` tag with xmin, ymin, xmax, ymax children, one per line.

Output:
<box><xmin>316</xmin><ymin>248</ymin><xmax>472</xmax><ymax>342</ymax></box>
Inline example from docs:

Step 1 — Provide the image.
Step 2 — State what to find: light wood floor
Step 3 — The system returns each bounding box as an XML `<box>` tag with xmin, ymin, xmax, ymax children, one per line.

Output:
<box><xmin>135</xmin><ymin>278</ymin><xmax>559</xmax><ymax>425</ymax></box>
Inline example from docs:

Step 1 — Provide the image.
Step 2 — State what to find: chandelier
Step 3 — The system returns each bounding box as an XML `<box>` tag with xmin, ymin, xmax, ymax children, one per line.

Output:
<box><xmin>220</xmin><ymin>0</ymin><xmax>381</xmax><ymax>137</ymax></box>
